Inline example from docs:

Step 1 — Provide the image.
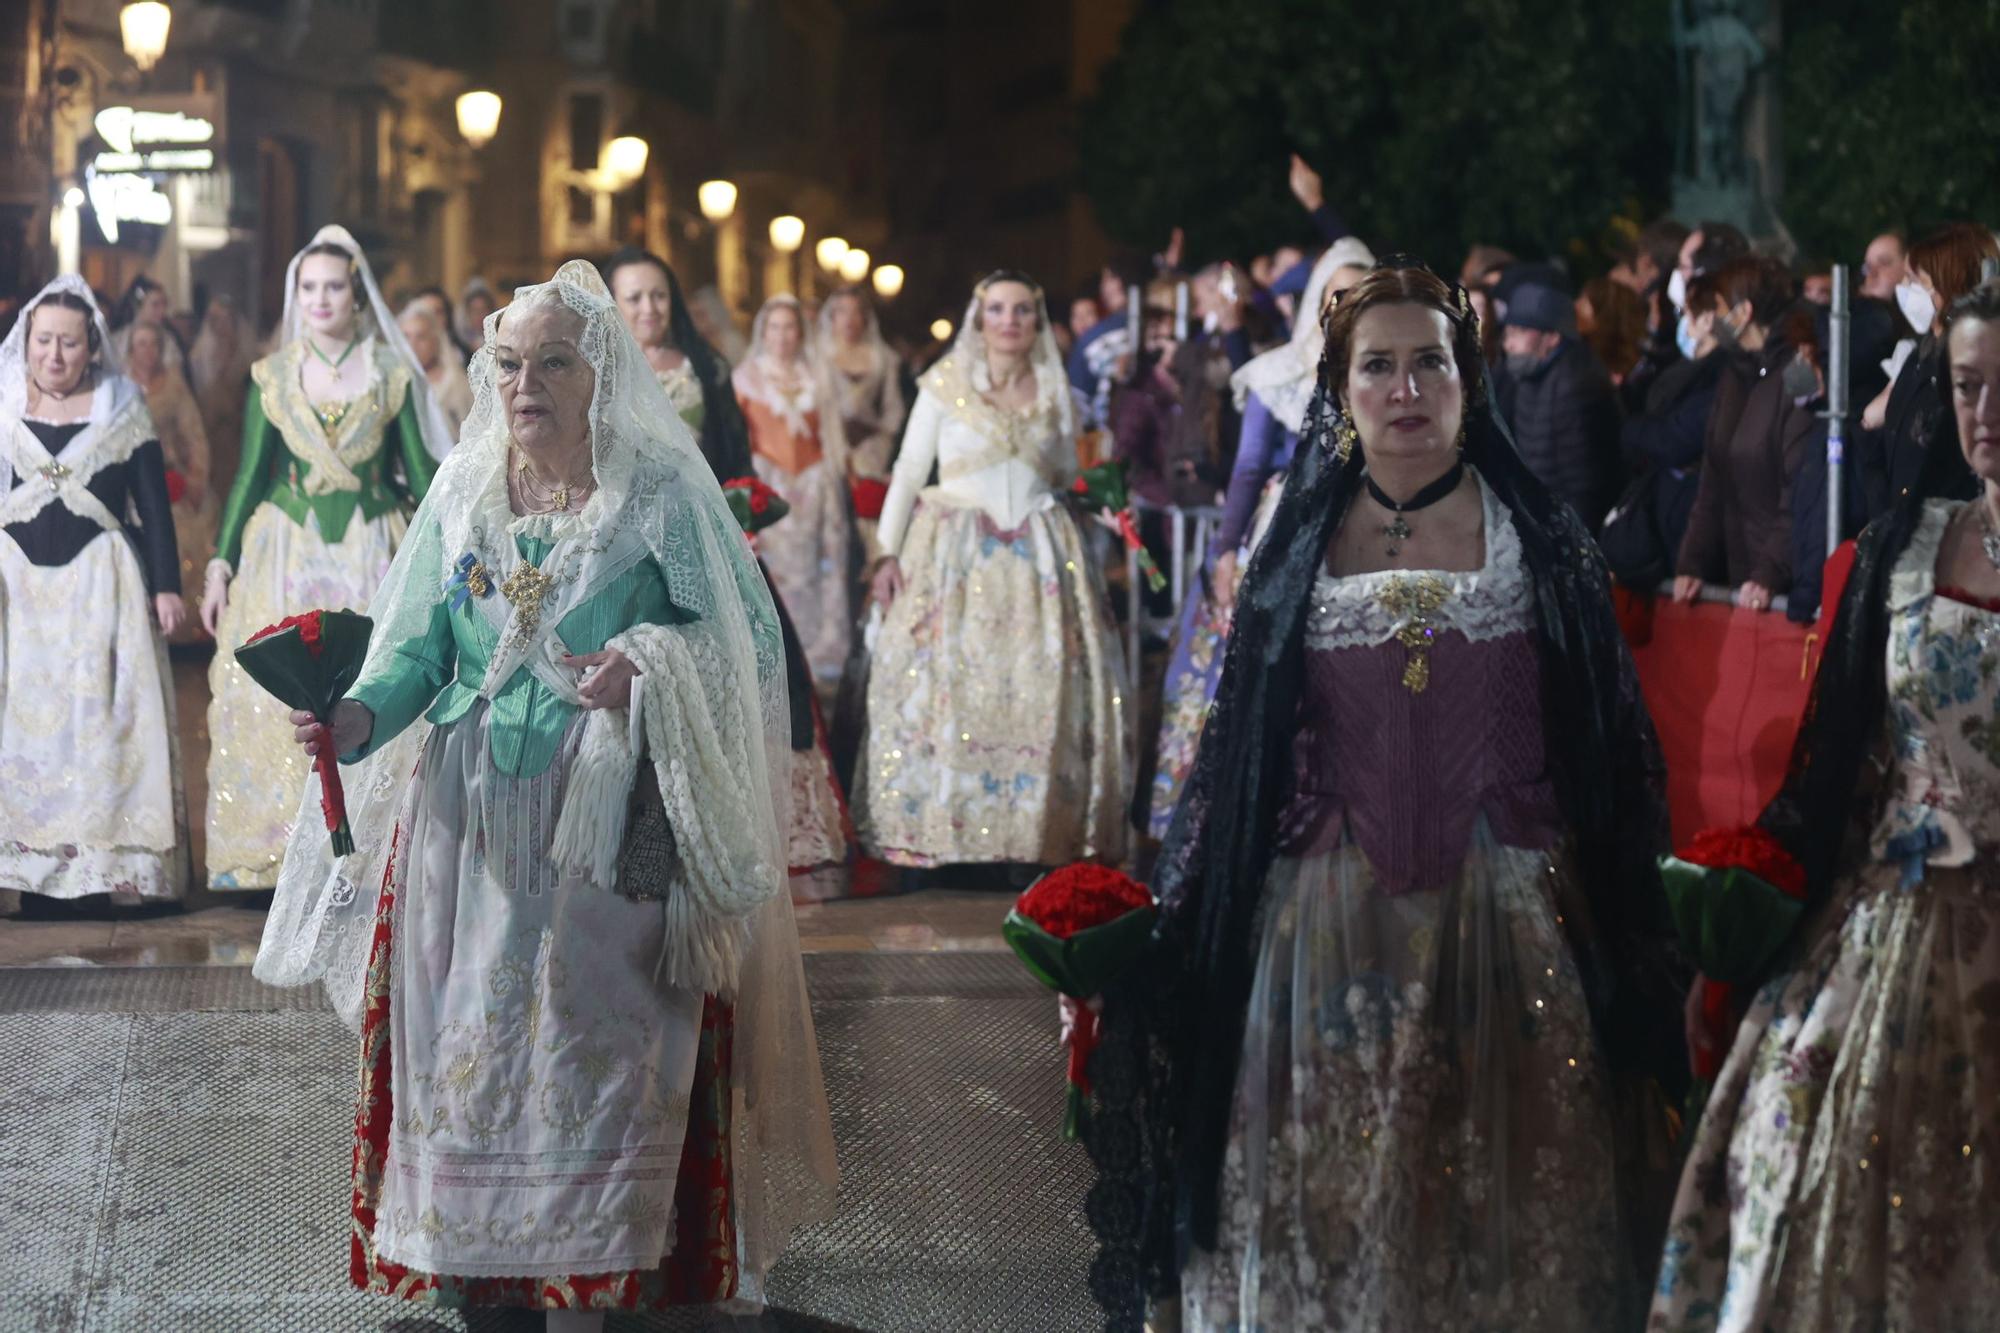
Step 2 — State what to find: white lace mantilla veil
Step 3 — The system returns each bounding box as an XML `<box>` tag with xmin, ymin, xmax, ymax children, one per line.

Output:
<box><xmin>1230</xmin><ymin>234</ymin><xmax>1376</xmax><ymax>434</ymax></box>
<box><xmin>275</xmin><ymin>224</ymin><xmax>455</xmax><ymax>461</ymax></box>
<box><xmin>256</xmin><ymin>260</ymin><xmax>834</xmax><ymax>1277</ymax></box>
<box><xmin>933</xmin><ymin>271</ymin><xmax>1076</xmax><ymax>448</ymax></box>
<box><xmin>0</xmin><ymin>275</ymin><xmax>143</xmax><ymax>492</ymax></box>
<box><xmin>731</xmin><ymin>294</ymin><xmax>821</xmax><ymax>460</ymax></box>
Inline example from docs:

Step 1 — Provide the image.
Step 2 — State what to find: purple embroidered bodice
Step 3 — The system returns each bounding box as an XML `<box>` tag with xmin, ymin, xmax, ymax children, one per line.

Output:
<box><xmin>1278</xmin><ymin>474</ymin><xmax>1562</xmax><ymax>892</ymax></box>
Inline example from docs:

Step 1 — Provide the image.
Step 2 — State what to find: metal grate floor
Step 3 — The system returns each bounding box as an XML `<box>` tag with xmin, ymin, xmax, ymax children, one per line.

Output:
<box><xmin>0</xmin><ymin>954</ymin><xmax>1097</xmax><ymax>1333</ymax></box>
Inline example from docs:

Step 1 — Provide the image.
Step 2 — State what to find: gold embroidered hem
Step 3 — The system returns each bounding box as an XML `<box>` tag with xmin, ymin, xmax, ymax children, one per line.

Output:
<box><xmin>854</xmin><ymin>494</ymin><xmax>1129</xmax><ymax>867</ymax></box>
<box><xmin>206</xmin><ymin>502</ymin><xmax>405</xmax><ymax>888</ymax></box>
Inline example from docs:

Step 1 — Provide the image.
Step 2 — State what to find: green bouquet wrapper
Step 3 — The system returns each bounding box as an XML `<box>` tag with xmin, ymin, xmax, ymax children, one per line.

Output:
<box><xmin>1068</xmin><ymin>461</ymin><xmax>1166</xmax><ymax>594</ymax></box>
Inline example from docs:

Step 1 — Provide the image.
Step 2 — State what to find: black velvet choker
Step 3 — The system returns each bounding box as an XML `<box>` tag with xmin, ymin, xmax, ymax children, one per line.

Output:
<box><xmin>1363</xmin><ymin>460</ymin><xmax>1465</xmax><ymax>555</ymax></box>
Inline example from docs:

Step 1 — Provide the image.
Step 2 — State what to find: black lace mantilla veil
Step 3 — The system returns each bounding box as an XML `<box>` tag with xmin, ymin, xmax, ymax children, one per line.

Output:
<box><xmin>1080</xmin><ymin>260</ymin><xmax>1688</xmax><ymax>1329</ymax></box>
<box><xmin>1759</xmin><ymin>399</ymin><xmax>1972</xmax><ymax>904</ymax></box>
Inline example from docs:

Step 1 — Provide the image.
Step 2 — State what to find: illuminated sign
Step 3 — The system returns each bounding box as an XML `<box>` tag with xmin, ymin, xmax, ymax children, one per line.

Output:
<box><xmin>89</xmin><ymin>97</ymin><xmax>220</xmax><ymax>176</ymax></box>
<box><xmin>86</xmin><ymin>172</ymin><xmax>172</xmax><ymax>244</ymax></box>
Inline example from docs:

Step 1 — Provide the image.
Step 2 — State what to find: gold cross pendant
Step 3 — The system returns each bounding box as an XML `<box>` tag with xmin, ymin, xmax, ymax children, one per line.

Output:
<box><xmin>500</xmin><ymin>560</ymin><xmax>559</xmax><ymax>640</ymax></box>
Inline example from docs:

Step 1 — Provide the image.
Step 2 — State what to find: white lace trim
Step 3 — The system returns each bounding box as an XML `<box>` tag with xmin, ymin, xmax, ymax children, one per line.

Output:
<box><xmin>1305</xmin><ymin>471</ymin><xmax>1533</xmax><ymax>650</ymax></box>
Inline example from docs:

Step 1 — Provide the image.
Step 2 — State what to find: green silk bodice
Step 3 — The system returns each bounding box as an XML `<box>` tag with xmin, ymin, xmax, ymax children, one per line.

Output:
<box><xmin>212</xmin><ymin>343</ymin><xmax>436</xmax><ymax>567</ymax></box>
<box><xmin>345</xmin><ymin>533</ymin><xmax>690</xmax><ymax>778</ymax></box>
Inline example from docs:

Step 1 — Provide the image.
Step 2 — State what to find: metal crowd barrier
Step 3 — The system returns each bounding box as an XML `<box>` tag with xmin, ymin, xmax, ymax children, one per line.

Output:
<box><xmin>1115</xmin><ymin>498</ymin><xmax>1224</xmax><ymax>668</ymax></box>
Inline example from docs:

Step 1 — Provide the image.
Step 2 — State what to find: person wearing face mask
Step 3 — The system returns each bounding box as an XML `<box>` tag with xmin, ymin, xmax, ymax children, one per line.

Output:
<box><xmin>1604</xmin><ymin>260</ymin><xmax>1765</xmax><ymax>588</ymax></box>
<box><xmin>1854</xmin><ymin>222</ymin><xmax>1999</xmax><ymax>518</ymax></box>
<box><xmin>1490</xmin><ymin>279</ymin><xmax>1624</xmax><ymax>530</ymax></box>
<box><xmin>1674</xmin><ymin>293</ymin><xmax>1824</xmax><ymax>612</ymax></box>
<box><xmin>855</xmin><ymin>270</ymin><xmax>1129</xmax><ymax>873</ymax></box>
<box><xmin>0</xmin><ymin>277</ymin><xmax>188</xmax><ymax>905</ymax></box>
<box><xmin>1081</xmin><ymin>260</ymin><xmax>1682</xmax><ymax>1331</ymax></box>
<box><xmin>199</xmin><ymin>225</ymin><xmax>452</xmax><ymax>891</ymax></box>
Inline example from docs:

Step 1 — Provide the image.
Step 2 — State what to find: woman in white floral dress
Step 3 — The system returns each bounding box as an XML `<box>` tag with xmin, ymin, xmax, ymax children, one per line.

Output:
<box><xmin>1651</xmin><ymin>284</ymin><xmax>2000</xmax><ymax>1332</ymax></box>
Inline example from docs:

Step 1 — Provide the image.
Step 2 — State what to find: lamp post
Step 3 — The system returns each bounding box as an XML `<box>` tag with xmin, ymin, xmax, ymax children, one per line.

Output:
<box><xmin>697</xmin><ymin>180</ymin><xmax>737</xmax><ymax>222</ymax></box>
<box><xmin>120</xmin><ymin>2</ymin><xmax>171</xmax><ymax>72</ymax></box>
<box><xmin>815</xmin><ymin>236</ymin><xmax>849</xmax><ymax>274</ymax></box>
<box><xmin>455</xmin><ymin>91</ymin><xmax>502</xmax><ymax>149</ymax></box>
<box><xmin>871</xmin><ymin>264</ymin><xmax>905</xmax><ymax>300</ymax></box>
<box><xmin>697</xmin><ymin>180</ymin><xmax>744</xmax><ymax>315</ymax></box>
<box><xmin>838</xmin><ymin>247</ymin><xmax>870</xmax><ymax>285</ymax></box>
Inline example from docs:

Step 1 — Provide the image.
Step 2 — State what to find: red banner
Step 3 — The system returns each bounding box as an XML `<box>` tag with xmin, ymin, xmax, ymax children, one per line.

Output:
<box><xmin>1621</xmin><ymin>596</ymin><xmax>1826</xmax><ymax>844</ymax></box>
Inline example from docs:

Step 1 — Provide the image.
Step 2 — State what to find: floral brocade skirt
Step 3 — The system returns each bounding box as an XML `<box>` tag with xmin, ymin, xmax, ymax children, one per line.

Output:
<box><xmin>1649</xmin><ymin>861</ymin><xmax>2000</xmax><ymax>1333</ymax></box>
<box><xmin>853</xmin><ymin>493</ymin><xmax>1129</xmax><ymax>868</ymax></box>
<box><xmin>1183</xmin><ymin>824</ymin><xmax>1645</xmax><ymax>1332</ymax></box>
<box><xmin>0</xmin><ymin>530</ymin><xmax>186</xmax><ymax>899</ymax></box>
<box><xmin>207</xmin><ymin>503</ymin><xmax>403</xmax><ymax>888</ymax></box>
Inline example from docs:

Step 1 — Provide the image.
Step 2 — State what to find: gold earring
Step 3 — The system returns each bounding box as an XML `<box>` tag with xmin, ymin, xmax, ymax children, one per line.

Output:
<box><xmin>1335</xmin><ymin>417</ymin><xmax>1359</xmax><ymax>463</ymax></box>
<box><xmin>1455</xmin><ymin>421</ymin><xmax>1467</xmax><ymax>453</ymax></box>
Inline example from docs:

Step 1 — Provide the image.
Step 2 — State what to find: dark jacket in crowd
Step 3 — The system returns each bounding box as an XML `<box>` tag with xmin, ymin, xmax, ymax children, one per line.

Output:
<box><xmin>1494</xmin><ymin>336</ymin><xmax>1624</xmax><ymax>529</ymax></box>
<box><xmin>1856</xmin><ymin>334</ymin><xmax>1979</xmax><ymax>518</ymax></box>
<box><xmin>1677</xmin><ymin>365</ymin><xmax>1815</xmax><ymax>592</ymax></box>
<box><xmin>1160</xmin><ymin>338</ymin><xmax>1240</xmax><ymax>507</ymax></box>
<box><xmin>1620</xmin><ymin>346</ymin><xmax>1756</xmax><ymax>574</ymax></box>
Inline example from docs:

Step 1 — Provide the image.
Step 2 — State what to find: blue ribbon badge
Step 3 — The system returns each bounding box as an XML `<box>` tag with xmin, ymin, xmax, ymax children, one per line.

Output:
<box><xmin>445</xmin><ymin>551</ymin><xmax>493</xmax><ymax>611</ymax></box>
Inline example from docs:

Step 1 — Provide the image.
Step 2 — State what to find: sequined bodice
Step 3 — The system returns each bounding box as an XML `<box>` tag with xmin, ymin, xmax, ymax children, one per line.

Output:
<box><xmin>1871</xmin><ymin>502</ymin><xmax>2000</xmax><ymax>877</ymax></box>
<box><xmin>1281</xmin><ymin>473</ymin><xmax>1561</xmax><ymax>892</ymax></box>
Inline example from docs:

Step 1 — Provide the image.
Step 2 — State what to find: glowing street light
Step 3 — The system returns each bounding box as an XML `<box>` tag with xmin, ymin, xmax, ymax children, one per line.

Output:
<box><xmin>871</xmin><ymin>264</ymin><xmax>905</xmax><ymax>300</ymax></box>
<box><xmin>929</xmin><ymin>317</ymin><xmax>953</xmax><ymax>341</ymax></box>
<box><xmin>768</xmin><ymin>215</ymin><xmax>805</xmax><ymax>253</ymax></box>
<box><xmin>815</xmin><ymin>236</ymin><xmax>849</xmax><ymax>273</ymax></box>
<box><xmin>838</xmin><ymin>247</ymin><xmax>870</xmax><ymax>284</ymax></box>
<box><xmin>455</xmin><ymin>91</ymin><xmax>502</xmax><ymax>149</ymax></box>
<box><xmin>604</xmin><ymin>136</ymin><xmax>650</xmax><ymax>188</ymax></box>
<box><xmin>697</xmin><ymin>179</ymin><xmax>737</xmax><ymax>222</ymax></box>
<box><xmin>120</xmin><ymin>2</ymin><xmax>172</xmax><ymax>72</ymax></box>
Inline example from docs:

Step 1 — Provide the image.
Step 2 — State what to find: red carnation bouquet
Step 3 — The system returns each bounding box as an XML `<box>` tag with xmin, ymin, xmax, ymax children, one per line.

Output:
<box><xmin>850</xmin><ymin>476</ymin><xmax>890</xmax><ymax>521</ymax></box>
<box><xmin>1070</xmin><ymin>461</ymin><xmax>1166</xmax><ymax>593</ymax></box>
<box><xmin>1659</xmin><ymin>824</ymin><xmax>1808</xmax><ymax>1096</ymax></box>
<box><xmin>234</xmin><ymin>609</ymin><xmax>374</xmax><ymax>856</ymax></box>
<box><xmin>1003</xmin><ymin>862</ymin><xmax>1158</xmax><ymax>1138</ymax></box>
<box><xmin>721</xmin><ymin>475</ymin><xmax>792</xmax><ymax>535</ymax></box>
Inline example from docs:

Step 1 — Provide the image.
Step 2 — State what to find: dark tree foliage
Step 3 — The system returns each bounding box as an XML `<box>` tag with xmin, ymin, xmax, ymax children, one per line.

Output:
<box><xmin>1782</xmin><ymin>1</ymin><xmax>2000</xmax><ymax>261</ymax></box>
<box><xmin>1079</xmin><ymin>0</ymin><xmax>1676</xmax><ymax>269</ymax></box>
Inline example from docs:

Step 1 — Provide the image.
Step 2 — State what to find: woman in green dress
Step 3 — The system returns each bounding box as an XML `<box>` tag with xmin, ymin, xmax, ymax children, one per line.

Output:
<box><xmin>198</xmin><ymin>224</ymin><xmax>452</xmax><ymax>889</ymax></box>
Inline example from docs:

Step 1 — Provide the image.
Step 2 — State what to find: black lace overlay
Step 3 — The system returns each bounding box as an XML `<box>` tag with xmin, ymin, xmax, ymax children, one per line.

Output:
<box><xmin>1758</xmin><ymin>405</ymin><xmax>1974</xmax><ymax>923</ymax></box>
<box><xmin>1082</xmin><ymin>351</ymin><xmax>1687</xmax><ymax>1327</ymax></box>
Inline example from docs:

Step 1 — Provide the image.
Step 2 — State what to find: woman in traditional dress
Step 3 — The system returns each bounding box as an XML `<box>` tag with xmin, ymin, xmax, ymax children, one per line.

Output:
<box><xmin>602</xmin><ymin>247</ymin><xmax>752</xmax><ymax>481</ymax></box>
<box><xmin>397</xmin><ymin>300</ymin><xmax>473</xmax><ymax>440</ymax></box>
<box><xmin>457</xmin><ymin>275</ymin><xmax>497</xmax><ymax>357</ymax></box>
<box><xmin>198</xmin><ymin>224</ymin><xmax>452</xmax><ymax>890</ymax></box>
<box><xmin>111</xmin><ymin>274</ymin><xmax>192</xmax><ymax>387</ymax></box>
<box><xmin>126</xmin><ymin>320</ymin><xmax>213</xmax><ymax>638</ymax></box>
<box><xmin>816</xmin><ymin>286</ymin><xmax>907</xmax><ymax>565</ymax></box>
<box><xmin>256</xmin><ymin>260</ymin><xmax>836</xmax><ymax>1328</ymax></box>
<box><xmin>1144</xmin><ymin>238</ymin><xmax>1373</xmax><ymax>838</ymax></box>
<box><xmin>854</xmin><ymin>270</ymin><xmax>1130</xmax><ymax>871</ymax></box>
<box><xmin>1650</xmin><ymin>284</ymin><xmax>2000</xmax><ymax>1332</ymax></box>
<box><xmin>1082</xmin><ymin>260</ymin><xmax>1686</xmax><ymax>1331</ymax></box>
<box><xmin>0</xmin><ymin>277</ymin><xmax>187</xmax><ymax>902</ymax></box>
<box><xmin>189</xmin><ymin>294</ymin><xmax>257</xmax><ymax>488</ymax></box>
<box><xmin>734</xmin><ymin>295</ymin><xmax>853</xmax><ymax>681</ymax></box>
<box><xmin>604</xmin><ymin>250</ymin><xmax>851</xmax><ymax>890</ymax></box>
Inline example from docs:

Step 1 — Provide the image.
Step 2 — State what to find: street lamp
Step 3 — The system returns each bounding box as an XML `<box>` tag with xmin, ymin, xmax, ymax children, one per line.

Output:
<box><xmin>838</xmin><ymin>247</ymin><xmax>870</xmax><ymax>284</ymax></box>
<box><xmin>768</xmin><ymin>215</ymin><xmax>805</xmax><ymax>253</ymax></box>
<box><xmin>815</xmin><ymin>236</ymin><xmax>849</xmax><ymax>273</ymax></box>
<box><xmin>871</xmin><ymin>264</ymin><xmax>905</xmax><ymax>300</ymax></box>
<box><xmin>604</xmin><ymin>136</ymin><xmax>649</xmax><ymax>188</ymax></box>
<box><xmin>455</xmin><ymin>91</ymin><xmax>502</xmax><ymax>149</ymax></box>
<box><xmin>929</xmin><ymin>318</ymin><xmax>953</xmax><ymax>342</ymax></box>
<box><xmin>120</xmin><ymin>2</ymin><xmax>172</xmax><ymax>72</ymax></box>
<box><xmin>697</xmin><ymin>180</ymin><xmax>737</xmax><ymax>222</ymax></box>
